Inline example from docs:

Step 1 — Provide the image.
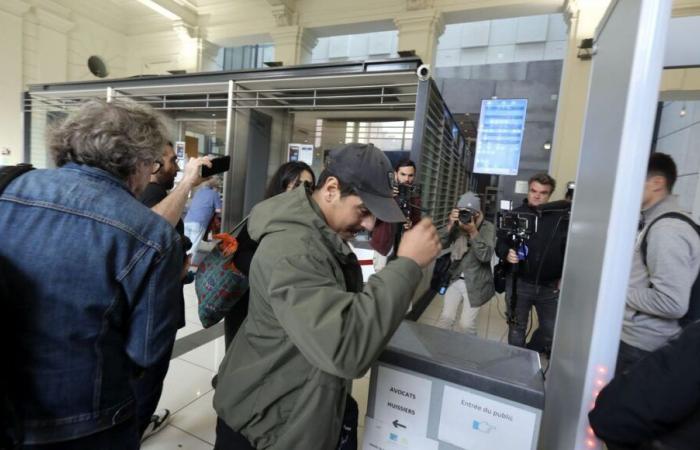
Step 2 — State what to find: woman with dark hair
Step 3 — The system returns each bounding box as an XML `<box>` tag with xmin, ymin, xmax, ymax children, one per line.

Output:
<box><xmin>223</xmin><ymin>161</ymin><xmax>316</xmax><ymax>347</ymax></box>
<box><xmin>264</xmin><ymin>161</ymin><xmax>315</xmax><ymax>199</ymax></box>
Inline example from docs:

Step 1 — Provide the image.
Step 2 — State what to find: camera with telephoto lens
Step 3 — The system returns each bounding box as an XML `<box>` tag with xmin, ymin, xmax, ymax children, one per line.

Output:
<box><xmin>496</xmin><ymin>211</ymin><xmax>538</xmax><ymax>259</ymax></box>
<box><xmin>495</xmin><ymin>210</ymin><xmax>539</xmax><ymax>321</ymax></box>
<box><xmin>391</xmin><ymin>175</ymin><xmax>421</xmax><ymax>219</ymax></box>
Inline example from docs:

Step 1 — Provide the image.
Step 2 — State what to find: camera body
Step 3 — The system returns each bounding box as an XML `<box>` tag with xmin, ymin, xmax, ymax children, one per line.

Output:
<box><xmin>391</xmin><ymin>174</ymin><xmax>421</xmax><ymax>219</ymax></box>
<box><xmin>496</xmin><ymin>211</ymin><xmax>538</xmax><ymax>265</ymax></box>
<box><xmin>496</xmin><ymin>211</ymin><xmax>537</xmax><ymax>239</ymax></box>
<box><xmin>458</xmin><ymin>209</ymin><xmax>474</xmax><ymax>225</ymax></box>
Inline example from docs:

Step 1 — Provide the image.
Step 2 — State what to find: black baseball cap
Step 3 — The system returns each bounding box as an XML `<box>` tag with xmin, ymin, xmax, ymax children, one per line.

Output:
<box><xmin>326</xmin><ymin>143</ymin><xmax>406</xmax><ymax>223</ymax></box>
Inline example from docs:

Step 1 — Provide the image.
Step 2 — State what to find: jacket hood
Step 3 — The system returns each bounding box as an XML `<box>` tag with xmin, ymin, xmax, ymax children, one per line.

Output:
<box><xmin>247</xmin><ymin>186</ymin><xmax>353</xmax><ymax>259</ymax></box>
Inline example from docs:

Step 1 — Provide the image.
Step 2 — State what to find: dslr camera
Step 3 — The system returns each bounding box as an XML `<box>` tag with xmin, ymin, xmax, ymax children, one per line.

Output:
<box><xmin>458</xmin><ymin>209</ymin><xmax>475</xmax><ymax>225</ymax></box>
<box><xmin>391</xmin><ymin>175</ymin><xmax>421</xmax><ymax>219</ymax></box>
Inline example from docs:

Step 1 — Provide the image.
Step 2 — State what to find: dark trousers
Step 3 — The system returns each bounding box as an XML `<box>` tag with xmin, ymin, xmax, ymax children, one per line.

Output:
<box><xmin>214</xmin><ymin>419</ymin><xmax>255</xmax><ymax>450</ymax></box>
<box><xmin>214</xmin><ymin>395</ymin><xmax>359</xmax><ymax>450</ymax></box>
<box><xmin>507</xmin><ymin>279</ymin><xmax>559</xmax><ymax>354</ymax></box>
<box><xmin>615</xmin><ymin>341</ymin><xmax>652</xmax><ymax>376</ymax></box>
<box><xmin>21</xmin><ymin>418</ymin><xmax>139</xmax><ymax>450</ymax></box>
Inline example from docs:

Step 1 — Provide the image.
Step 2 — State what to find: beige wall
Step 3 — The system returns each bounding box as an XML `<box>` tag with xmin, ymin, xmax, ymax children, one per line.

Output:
<box><xmin>4</xmin><ymin>0</ymin><xmax>699</xmax><ymax>172</ymax></box>
<box><xmin>0</xmin><ymin>8</ymin><xmax>26</xmax><ymax>165</ymax></box>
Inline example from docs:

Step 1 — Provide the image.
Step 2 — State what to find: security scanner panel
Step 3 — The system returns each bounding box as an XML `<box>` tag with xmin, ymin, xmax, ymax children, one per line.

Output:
<box><xmin>364</xmin><ymin>321</ymin><xmax>543</xmax><ymax>450</ymax></box>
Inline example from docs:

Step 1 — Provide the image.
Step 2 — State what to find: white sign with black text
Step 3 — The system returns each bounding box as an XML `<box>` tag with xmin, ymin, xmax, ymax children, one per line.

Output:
<box><xmin>374</xmin><ymin>366</ymin><xmax>432</xmax><ymax>437</ymax></box>
<box><xmin>438</xmin><ymin>385</ymin><xmax>538</xmax><ymax>450</ymax></box>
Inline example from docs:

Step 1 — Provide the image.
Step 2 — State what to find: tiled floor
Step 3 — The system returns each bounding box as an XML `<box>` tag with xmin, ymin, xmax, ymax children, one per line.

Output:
<box><xmin>142</xmin><ymin>283</ymin><xmax>218</xmax><ymax>450</ymax></box>
<box><xmin>143</xmin><ymin>287</ymin><xmax>533</xmax><ymax>449</ymax></box>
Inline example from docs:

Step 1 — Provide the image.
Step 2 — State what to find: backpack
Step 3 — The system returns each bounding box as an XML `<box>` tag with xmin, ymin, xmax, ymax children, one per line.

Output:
<box><xmin>0</xmin><ymin>163</ymin><xmax>34</xmax><ymax>450</ymax></box>
<box><xmin>641</xmin><ymin>212</ymin><xmax>700</xmax><ymax>327</ymax></box>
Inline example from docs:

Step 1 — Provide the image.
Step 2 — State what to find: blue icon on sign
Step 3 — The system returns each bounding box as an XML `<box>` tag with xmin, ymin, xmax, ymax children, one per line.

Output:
<box><xmin>472</xmin><ymin>420</ymin><xmax>496</xmax><ymax>433</ymax></box>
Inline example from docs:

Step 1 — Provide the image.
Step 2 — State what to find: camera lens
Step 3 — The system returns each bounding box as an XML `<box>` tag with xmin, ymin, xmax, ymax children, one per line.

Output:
<box><xmin>458</xmin><ymin>209</ymin><xmax>473</xmax><ymax>224</ymax></box>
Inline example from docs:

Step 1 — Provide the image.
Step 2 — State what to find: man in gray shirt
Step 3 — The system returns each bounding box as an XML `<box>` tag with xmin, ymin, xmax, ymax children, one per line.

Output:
<box><xmin>618</xmin><ymin>152</ymin><xmax>700</xmax><ymax>374</ymax></box>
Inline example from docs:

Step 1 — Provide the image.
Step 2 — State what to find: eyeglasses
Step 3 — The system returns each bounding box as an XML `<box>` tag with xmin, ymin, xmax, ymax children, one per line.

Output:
<box><xmin>294</xmin><ymin>179</ymin><xmax>314</xmax><ymax>192</ymax></box>
<box><xmin>151</xmin><ymin>160</ymin><xmax>163</xmax><ymax>175</ymax></box>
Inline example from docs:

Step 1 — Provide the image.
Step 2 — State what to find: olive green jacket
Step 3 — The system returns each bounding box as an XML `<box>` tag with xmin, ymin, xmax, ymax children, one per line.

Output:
<box><xmin>442</xmin><ymin>220</ymin><xmax>496</xmax><ymax>307</ymax></box>
<box><xmin>213</xmin><ymin>187</ymin><xmax>422</xmax><ymax>450</ymax></box>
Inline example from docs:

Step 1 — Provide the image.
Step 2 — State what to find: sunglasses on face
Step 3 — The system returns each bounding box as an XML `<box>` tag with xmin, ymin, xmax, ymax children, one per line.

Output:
<box><xmin>294</xmin><ymin>179</ymin><xmax>314</xmax><ymax>192</ymax></box>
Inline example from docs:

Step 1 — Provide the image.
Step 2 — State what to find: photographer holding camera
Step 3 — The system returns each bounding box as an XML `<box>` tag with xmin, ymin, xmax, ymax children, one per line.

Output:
<box><xmin>436</xmin><ymin>192</ymin><xmax>496</xmax><ymax>334</ymax></box>
<box><xmin>496</xmin><ymin>173</ymin><xmax>568</xmax><ymax>356</ymax></box>
<box><xmin>371</xmin><ymin>159</ymin><xmax>422</xmax><ymax>270</ymax></box>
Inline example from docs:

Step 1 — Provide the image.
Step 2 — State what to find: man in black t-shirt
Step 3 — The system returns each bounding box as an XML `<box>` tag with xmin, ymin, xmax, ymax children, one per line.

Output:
<box><xmin>137</xmin><ymin>142</ymin><xmax>211</xmax><ymax>441</ymax></box>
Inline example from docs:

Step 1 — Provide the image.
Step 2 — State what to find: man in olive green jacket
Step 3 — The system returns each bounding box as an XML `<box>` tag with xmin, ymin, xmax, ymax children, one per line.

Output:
<box><xmin>436</xmin><ymin>192</ymin><xmax>496</xmax><ymax>334</ymax></box>
<box><xmin>213</xmin><ymin>144</ymin><xmax>441</xmax><ymax>450</ymax></box>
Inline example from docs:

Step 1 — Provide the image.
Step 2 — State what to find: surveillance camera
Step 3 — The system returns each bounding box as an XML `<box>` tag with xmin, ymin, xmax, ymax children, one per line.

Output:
<box><xmin>416</xmin><ymin>64</ymin><xmax>430</xmax><ymax>81</ymax></box>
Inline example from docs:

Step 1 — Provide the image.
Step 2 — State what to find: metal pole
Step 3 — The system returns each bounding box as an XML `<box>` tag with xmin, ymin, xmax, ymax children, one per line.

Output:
<box><xmin>541</xmin><ymin>1</ymin><xmax>671</xmax><ymax>449</ymax></box>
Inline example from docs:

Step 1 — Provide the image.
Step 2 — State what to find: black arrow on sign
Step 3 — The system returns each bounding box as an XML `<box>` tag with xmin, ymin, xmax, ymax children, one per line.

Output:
<box><xmin>392</xmin><ymin>419</ymin><xmax>406</xmax><ymax>429</ymax></box>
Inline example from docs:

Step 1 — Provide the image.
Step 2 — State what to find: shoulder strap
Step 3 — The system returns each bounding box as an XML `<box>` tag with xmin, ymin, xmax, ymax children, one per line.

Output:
<box><xmin>641</xmin><ymin>212</ymin><xmax>700</xmax><ymax>266</ymax></box>
<box><xmin>0</xmin><ymin>164</ymin><xmax>34</xmax><ymax>195</ymax></box>
<box><xmin>228</xmin><ymin>214</ymin><xmax>250</xmax><ymax>237</ymax></box>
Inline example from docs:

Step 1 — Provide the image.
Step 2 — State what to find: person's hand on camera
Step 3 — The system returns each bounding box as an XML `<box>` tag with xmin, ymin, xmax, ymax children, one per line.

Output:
<box><xmin>392</xmin><ymin>185</ymin><xmax>399</xmax><ymax>198</ymax></box>
<box><xmin>463</xmin><ymin>212</ymin><xmax>480</xmax><ymax>238</ymax></box>
<box><xmin>181</xmin><ymin>155</ymin><xmax>213</xmax><ymax>188</ymax></box>
<box><xmin>397</xmin><ymin>218</ymin><xmax>441</xmax><ymax>268</ymax></box>
<box><xmin>447</xmin><ymin>208</ymin><xmax>460</xmax><ymax>231</ymax></box>
<box><xmin>403</xmin><ymin>218</ymin><xmax>412</xmax><ymax>231</ymax></box>
<box><xmin>507</xmin><ymin>249</ymin><xmax>519</xmax><ymax>264</ymax></box>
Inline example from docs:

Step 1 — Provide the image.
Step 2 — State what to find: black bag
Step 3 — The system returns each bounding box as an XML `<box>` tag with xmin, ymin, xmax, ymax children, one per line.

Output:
<box><xmin>0</xmin><ymin>164</ymin><xmax>33</xmax><ymax>193</ymax></box>
<box><xmin>493</xmin><ymin>261</ymin><xmax>508</xmax><ymax>294</ymax></box>
<box><xmin>430</xmin><ymin>253</ymin><xmax>452</xmax><ymax>294</ymax></box>
<box><xmin>589</xmin><ymin>321</ymin><xmax>700</xmax><ymax>449</ymax></box>
<box><xmin>640</xmin><ymin>212</ymin><xmax>700</xmax><ymax>327</ymax></box>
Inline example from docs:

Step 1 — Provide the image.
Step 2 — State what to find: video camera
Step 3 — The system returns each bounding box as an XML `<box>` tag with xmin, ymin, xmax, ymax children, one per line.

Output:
<box><xmin>496</xmin><ymin>211</ymin><xmax>538</xmax><ymax>241</ymax></box>
<box><xmin>391</xmin><ymin>174</ymin><xmax>422</xmax><ymax>220</ymax></box>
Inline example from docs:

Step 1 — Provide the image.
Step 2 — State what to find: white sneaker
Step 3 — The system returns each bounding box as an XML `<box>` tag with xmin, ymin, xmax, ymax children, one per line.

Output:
<box><xmin>141</xmin><ymin>409</ymin><xmax>171</xmax><ymax>442</ymax></box>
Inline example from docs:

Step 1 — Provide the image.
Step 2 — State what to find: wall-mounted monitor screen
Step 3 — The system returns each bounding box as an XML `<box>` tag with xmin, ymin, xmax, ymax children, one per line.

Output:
<box><xmin>473</xmin><ymin>99</ymin><xmax>528</xmax><ymax>176</ymax></box>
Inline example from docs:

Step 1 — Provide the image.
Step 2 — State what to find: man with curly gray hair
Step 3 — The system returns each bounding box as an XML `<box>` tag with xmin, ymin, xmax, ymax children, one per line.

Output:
<box><xmin>0</xmin><ymin>99</ymin><xmax>184</xmax><ymax>449</ymax></box>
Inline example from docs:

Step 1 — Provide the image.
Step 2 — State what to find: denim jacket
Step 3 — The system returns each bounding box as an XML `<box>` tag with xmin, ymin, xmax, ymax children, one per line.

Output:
<box><xmin>0</xmin><ymin>163</ymin><xmax>183</xmax><ymax>444</ymax></box>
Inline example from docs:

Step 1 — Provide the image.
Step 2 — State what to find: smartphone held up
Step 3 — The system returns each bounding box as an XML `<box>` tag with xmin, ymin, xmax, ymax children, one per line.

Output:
<box><xmin>201</xmin><ymin>155</ymin><xmax>231</xmax><ymax>178</ymax></box>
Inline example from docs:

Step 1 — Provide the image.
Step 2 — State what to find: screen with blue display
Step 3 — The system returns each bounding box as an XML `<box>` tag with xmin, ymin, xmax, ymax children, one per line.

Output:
<box><xmin>473</xmin><ymin>99</ymin><xmax>528</xmax><ymax>175</ymax></box>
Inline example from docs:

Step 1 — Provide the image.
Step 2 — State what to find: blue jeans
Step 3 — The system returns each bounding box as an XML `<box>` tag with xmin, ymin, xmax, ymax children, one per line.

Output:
<box><xmin>506</xmin><ymin>279</ymin><xmax>559</xmax><ymax>354</ymax></box>
<box><xmin>132</xmin><ymin>341</ymin><xmax>174</xmax><ymax>436</ymax></box>
<box><xmin>184</xmin><ymin>222</ymin><xmax>207</xmax><ymax>265</ymax></box>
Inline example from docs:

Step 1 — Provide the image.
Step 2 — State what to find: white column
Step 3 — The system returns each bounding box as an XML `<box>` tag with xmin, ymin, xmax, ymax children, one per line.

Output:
<box><xmin>269</xmin><ymin>25</ymin><xmax>317</xmax><ymax>66</ymax></box>
<box><xmin>198</xmin><ymin>38</ymin><xmax>221</xmax><ymax>72</ymax></box>
<box><xmin>22</xmin><ymin>6</ymin><xmax>74</xmax><ymax>168</ymax></box>
<box><xmin>548</xmin><ymin>2</ymin><xmax>626</xmax><ymax>198</ymax></box>
<box><xmin>27</xmin><ymin>7</ymin><xmax>75</xmax><ymax>83</ymax></box>
<box><xmin>394</xmin><ymin>8</ymin><xmax>444</xmax><ymax>67</ymax></box>
<box><xmin>0</xmin><ymin>1</ymin><xmax>30</xmax><ymax>165</ymax></box>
